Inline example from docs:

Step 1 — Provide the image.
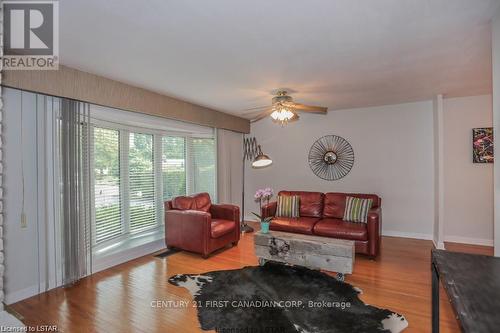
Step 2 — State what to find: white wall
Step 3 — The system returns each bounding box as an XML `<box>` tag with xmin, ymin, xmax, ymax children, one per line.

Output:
<box><xmin>433</xmin><ymin>95</ymin><xmax>445</xmax><ymax>249</ymax></box>
<box><xmin>443</xmin><ymin>95</ymin><xmax>493</xmax><ymax>246</ymax></box>
<box><xmin>246</xmin><ymin>101</ymin><xmax>436</xmax><ymax>239</ymax></box>
<box><xmin>493</xmin><ymin>9</ymin><xmax>500</xmax><ymax>256</ymax></box>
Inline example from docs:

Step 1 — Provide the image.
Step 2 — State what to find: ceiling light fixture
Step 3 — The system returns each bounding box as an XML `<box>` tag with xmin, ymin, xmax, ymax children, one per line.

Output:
<box><xmin>270</xmin><ymin>104</ymin><xmax>297</xmax><ymax>126</ymax></box>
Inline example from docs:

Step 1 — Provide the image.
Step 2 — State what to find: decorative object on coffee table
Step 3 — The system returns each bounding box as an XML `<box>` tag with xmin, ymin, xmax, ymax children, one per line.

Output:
<box><xmin>252</xmin><ymin>212</ymin><xmax>272</xmax><ymax>233</ymax></box>
<box><xmin>472</xmin><ymin>127</ymin><xmax>493</xmax><ymax>163</ymax></box>
<box><xmin>169</xmin><ymin>262</ymin><xmax>408</xmax><ymax>333</ymax></box>
<box><xmin>252</xmin><ymin>188</ymin><xmax>274</xmax><ymax>233</ymax></box>
<box><xmin>241</xmin><ymin>137</ymin><xmax>273</xmax><ymax>233</ymax></box>
<box><xmin>254</xmin><ymin>188</ymin><xmax>273</xmax><ymax>209</ymax></box>
<box><xmin>254</xmin><ymin>230</ymin><xmax>354</xmax><ymax>281</ymax></box>
<box><xmin>308</xmin><ymin>135</ymin><xmax>354</xmax><ymax>180</ymax></box>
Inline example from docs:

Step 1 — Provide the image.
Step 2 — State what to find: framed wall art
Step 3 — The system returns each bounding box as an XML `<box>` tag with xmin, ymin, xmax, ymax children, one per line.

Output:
<box><xmin>472</xmin><ymin>128</ymin><xmax>493</xmax><ymax>163</ymax></box>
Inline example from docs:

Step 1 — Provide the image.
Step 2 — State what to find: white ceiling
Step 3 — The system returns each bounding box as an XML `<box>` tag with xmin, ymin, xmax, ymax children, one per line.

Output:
<box><xmin>60</xmin><ymin>0</ymin><xmax>500</xmax><ymax>118</ymax></box>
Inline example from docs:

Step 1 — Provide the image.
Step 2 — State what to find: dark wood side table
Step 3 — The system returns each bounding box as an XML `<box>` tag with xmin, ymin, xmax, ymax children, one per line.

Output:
<box><xmin>431</xmin><ymin>249</ymin><xmax>500</xmax><ymax>332</ymax></box>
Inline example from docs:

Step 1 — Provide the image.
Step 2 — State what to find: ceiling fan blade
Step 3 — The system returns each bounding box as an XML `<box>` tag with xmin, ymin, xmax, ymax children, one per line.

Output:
<box><xmin>292</xmin><ymin>103</ymin><xmax>328</xmax><ymax>113</ymax></box>
<box><xmin>250</xmin><ymin>108</ymin><xmax>274</xmax><ymax>122</ymax></box>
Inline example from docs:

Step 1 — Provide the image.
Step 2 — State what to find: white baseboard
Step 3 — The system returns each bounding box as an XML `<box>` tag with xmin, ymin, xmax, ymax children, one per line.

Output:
<box><xmin>93</xmin><ymin>238</ymin><xmax>165</xmax><ymax>273</ymax></box>
<box><xmin>244</xmin><ymin>221</ymin><xmax>436</xmax><ymax>242</ymax></box>
<box><xmin>5</xmin><ymin>285</ymin><xmax>41</xmax><ymax>305</ymax></box>
<box><xmin>244</xmin><ymin>215</ymin><xmax>257</xmax><ymax>222</ymax></box>
<box><xmin>382</xmin><ymin>230</ymin><xmax>433</xmax><ymax>240</ymax></box>
<box><xmin>444</xmin><ymin>235</ymin><xmax>494</xmax><ymax>247</ymax></box>
<box><xmin>432</xmin><ymin>239</ymin><xmax>445</xmax><ymax>250</ymax></box>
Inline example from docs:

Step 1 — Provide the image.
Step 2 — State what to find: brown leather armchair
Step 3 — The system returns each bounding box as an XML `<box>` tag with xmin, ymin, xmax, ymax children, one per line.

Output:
<box><xmin>262</xmin><ymin>191</ymin><xmax>381</xmax><ymax>258</ymax></box>
<box><xmin>164</xmin><ymin>193</ymin><xmax>240</xmax><ymax>258</ymax></box>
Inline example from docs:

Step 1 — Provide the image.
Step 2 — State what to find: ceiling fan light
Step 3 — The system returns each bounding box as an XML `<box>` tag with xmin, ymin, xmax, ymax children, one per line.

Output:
<box><xmin>270</xmin><ymin>110</ymin><xmax>281</xmax><ymax>120</ymax></box>
<box><xmin>283</xmin><ymin>109</ymin><xmax>294</xmax><ymax>119</ymax></box>
<box><xmin>271</xmin><ymin>107</ymin><xmax>295</xmax><ymax>121</ymax></box>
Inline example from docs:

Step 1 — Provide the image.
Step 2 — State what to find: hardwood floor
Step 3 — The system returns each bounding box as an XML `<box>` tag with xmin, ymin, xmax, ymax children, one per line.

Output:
<box><xmin>9</xmin><ymin>231</ymin><xmax>492</xmax><ymax>332</ymax></box>
<box><xmin>444</xmin><ymin>241</ymin><xmax>494</xmax><ymax>256</ymax></box>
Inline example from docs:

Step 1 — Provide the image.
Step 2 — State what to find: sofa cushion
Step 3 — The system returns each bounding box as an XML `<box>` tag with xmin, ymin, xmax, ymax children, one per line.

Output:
<box><xmin>276</xmin><ymin>195</ymin><xmax>300</xmax><ymax>218</ymax></box>
<box><xmin>313</xmin><ymin>218</ymin><xmax>368</xmax><ymax>241</ymax></box>
<box><xmin>171</xmin><ymin>193</ymin><xmax>212</xmax><ymax>212</ymax></box>
<box><xmin>343</xmin><ymin>196</ymin><xmax>373</xmax><ymax>223</ymax></box>
<box><xmin>193</xmin><ymin>192</ymin><xmax>212</xmax><ymax>212</ymax></box>
<box><xmin>278</xmin><ymin>191</ymin><xmax>324</xmax><ymax>217</ymax></box>
<box><xmin>171</xmin><ymin>196</ymin><xmax>195</xmax><ymax>210</ymax></box>
<box><xmin>269</xmin><ymin>217</ymin><xmax>320</xmax><ymax>235</ymax></box>
<box><xmin>211</xmin><ymin>219</ymin><xmax>236</xmax><ymax>238</ymax></box>
<box><xmin>323</xmin><ymin>193</ymin><xmax>381</xmax><ymax>219</ymax></box>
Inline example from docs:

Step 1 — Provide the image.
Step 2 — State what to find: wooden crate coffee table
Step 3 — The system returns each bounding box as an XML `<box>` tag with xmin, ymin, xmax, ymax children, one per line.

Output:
<box><xmin>254</xmin><ymin>230</ymin><xmax>355</xmax><ymax>280</ymax></box>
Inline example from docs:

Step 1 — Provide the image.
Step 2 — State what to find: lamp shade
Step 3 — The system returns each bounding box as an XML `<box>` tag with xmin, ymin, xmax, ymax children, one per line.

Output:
<box><xmin>252</xmin><ymin>154</ymin><xmax>272</xmax><ymax>168</ymax></box>
<box><xmin>252</xmin><ymin>145</ymin><xmax>272</xmax><ymax>168</ymax></box>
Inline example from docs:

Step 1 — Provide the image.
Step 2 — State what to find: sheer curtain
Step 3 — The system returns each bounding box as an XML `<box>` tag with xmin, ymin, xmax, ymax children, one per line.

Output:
<box><xmin>2</xmin><ymin>88</ymin><xmax>93</xmax><ymax>299</ymax></box>
<box><xmin>58</xmin><ymin>99</ymin><xmax>92</xmax><ymax>285</ymax></box>
<box><xmin>217</xmin><ymin>129</ymin><xmax>243</xmax><ymax>206</ymax></box>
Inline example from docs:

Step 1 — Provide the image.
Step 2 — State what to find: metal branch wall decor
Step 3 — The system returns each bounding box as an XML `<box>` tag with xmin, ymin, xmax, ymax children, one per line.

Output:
<box><xmin>308</xmin><ymin>135</ymin><xmax>354</xmax><ymax>181</ymax></box>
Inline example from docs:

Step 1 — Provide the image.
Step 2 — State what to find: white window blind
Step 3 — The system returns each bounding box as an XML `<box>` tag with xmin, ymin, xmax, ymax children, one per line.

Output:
<box><xmin>93</xmin><ymin>127</ymin><xmax>123</xmax><ymax>243</ymax></box>
<box><xmin>189</xmin><ymin>137</ymin><xmax>216</xmax><ymax>200</ymax></box>
<box><xmin>162</xmin><ymin>136</ymin><xmax>186</xmax><ymax>200</ymax></box>
<box><xmin>129</xmin><ymin>132</ymin><xmax>157</xmax><ymax>233</ymax></box>
<box><xmin>91</xmin><ymin>119</ymin><xmax>216</xmax><ymax>246</ymax></box>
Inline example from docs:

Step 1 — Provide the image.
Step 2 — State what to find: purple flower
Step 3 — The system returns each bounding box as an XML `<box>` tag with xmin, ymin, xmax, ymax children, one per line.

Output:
<box><xmin>255</xmin><ymin>187</ymin><xmax>274</xmax><ymax>203</ymax></box>
<box><xmin>262</xmin><ymin>187</ymin><xmax>273</xmax><ymax>198</ymax></box>
<box><xmin>254</xmin><ymin>189</ymin><xmax>264</xmax><ymax>200</ymax></box>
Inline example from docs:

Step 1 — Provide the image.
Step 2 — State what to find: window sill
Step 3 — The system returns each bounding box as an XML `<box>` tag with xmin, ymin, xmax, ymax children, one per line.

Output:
<box><xmin>92</xmin><ymin>227</ymin><xmax>165</xmax><ymax>273</ymax></box>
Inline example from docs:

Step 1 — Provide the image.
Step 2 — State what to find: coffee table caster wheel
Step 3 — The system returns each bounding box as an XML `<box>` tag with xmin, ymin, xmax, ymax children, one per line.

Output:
<box><xmin>336</xmin><ymin>273</ymin><xmax>345</xmax><ymax>282</ymax></box>
<box><xmin>259</xmin><ymin>258</ymin><xmax>267</xmax><ymax>266</ymax></box>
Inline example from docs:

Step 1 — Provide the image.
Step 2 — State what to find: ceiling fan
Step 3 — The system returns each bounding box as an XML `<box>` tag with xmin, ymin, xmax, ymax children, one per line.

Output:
<box><xmin>245</xmin><ymin>90</ymin><xmax>328</xmax><ymax>126</ymax></box>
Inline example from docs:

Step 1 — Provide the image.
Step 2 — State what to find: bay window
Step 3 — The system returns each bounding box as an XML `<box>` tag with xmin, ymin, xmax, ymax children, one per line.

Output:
<box><xmin>128</xmin><ymin>132</ymin><xmax>156</xmax><ymax>233</ymax></box>
<box><xmin>190</xmin><ymin>138</ymin><xmax>217</xmax><ymax>199</ymax></box>
<box><xmin>91</xmin><ymin>122</ymin><xmax>216</xmax><ymax>246</ymax></box>
<box><xmin>162</xmin><ymin>136</ymin><xmax>187</xmax><ymax>200</ymax></box>
<box><xmin>93</xmin><ymin>127</ymin><xmax>122</xmax><ymax>243</ymax></box>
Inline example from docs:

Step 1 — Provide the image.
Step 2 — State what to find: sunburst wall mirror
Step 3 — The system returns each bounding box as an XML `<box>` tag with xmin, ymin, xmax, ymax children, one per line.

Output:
<box><xmin>308</xmin><ymin>135</ymin><xmax>354</xmax><ymax>181</ymax></box>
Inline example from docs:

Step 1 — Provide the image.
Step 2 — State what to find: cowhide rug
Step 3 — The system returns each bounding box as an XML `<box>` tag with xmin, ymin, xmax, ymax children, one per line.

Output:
<box><xmin>169</xmin><ymin>262</ymin><xmax>408</xmax><ymax>333</ymax></box>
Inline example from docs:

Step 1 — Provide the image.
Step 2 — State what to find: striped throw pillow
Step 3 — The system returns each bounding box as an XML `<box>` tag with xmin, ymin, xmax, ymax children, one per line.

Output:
<box><xmin>343</xmin><ymin>196</ymin><xmax>373</xmax><ymax>223</ymax></box>
<box><xmin>276</xmin><ymin>195</ymin><xmax>300</xmax><ymax>218</ymax></box>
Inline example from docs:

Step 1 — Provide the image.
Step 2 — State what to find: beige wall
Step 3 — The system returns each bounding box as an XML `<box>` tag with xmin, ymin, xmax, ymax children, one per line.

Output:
<box><xmin>443</xmin><ymin>95</ymin><xmax>493</xmax><ymax>245</ymax></box>
<box><xmin>3</xmin><ymin>66</ymin><xmax>250</xmax><ymax>133</ymax></box>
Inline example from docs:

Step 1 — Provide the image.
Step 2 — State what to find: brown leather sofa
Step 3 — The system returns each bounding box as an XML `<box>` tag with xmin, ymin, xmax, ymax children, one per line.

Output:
<box><xmin>261</xmin><ymin>191</ymin><xmax>381</xmax><ymax>258</ymax></box>
<box><xmin>164</xmin><ymin>193</ymin><xmax>240</xmax><ymax>258</ymax></box>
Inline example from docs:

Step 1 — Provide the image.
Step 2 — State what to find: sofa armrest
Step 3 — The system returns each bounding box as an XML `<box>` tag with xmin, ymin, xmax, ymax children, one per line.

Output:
<box><xmin>366</xmin><ymin>207</ymin><xmax>381</xmax><ymax>258</ymax></box>
<box><xmin>164</xmin><ymin>200</ymin><xmax>173</xmax><ymax>211</ymax></box>
<box><xmin>261</xmin><ymin>201</ymin><xmax>277</xmax><ymax>218</ymax></box>
<box><xmin>166</xmin><ymin>209</ymin><xmax>211</xmax><ymax>241</ymax></box>
<box><xmin>211</xmin><ymin>204</ymin><xmax>240</xmax><ymax>222</ymax></box>
<box><xmin>211</xmin><ymin>204</ymin><xmax>240</xmax><ymax>236</ymax></box>
<box><xmin>166</xmin><ymin>209</ymin><xmax>211</xmax><ymax>225</ymax></box>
